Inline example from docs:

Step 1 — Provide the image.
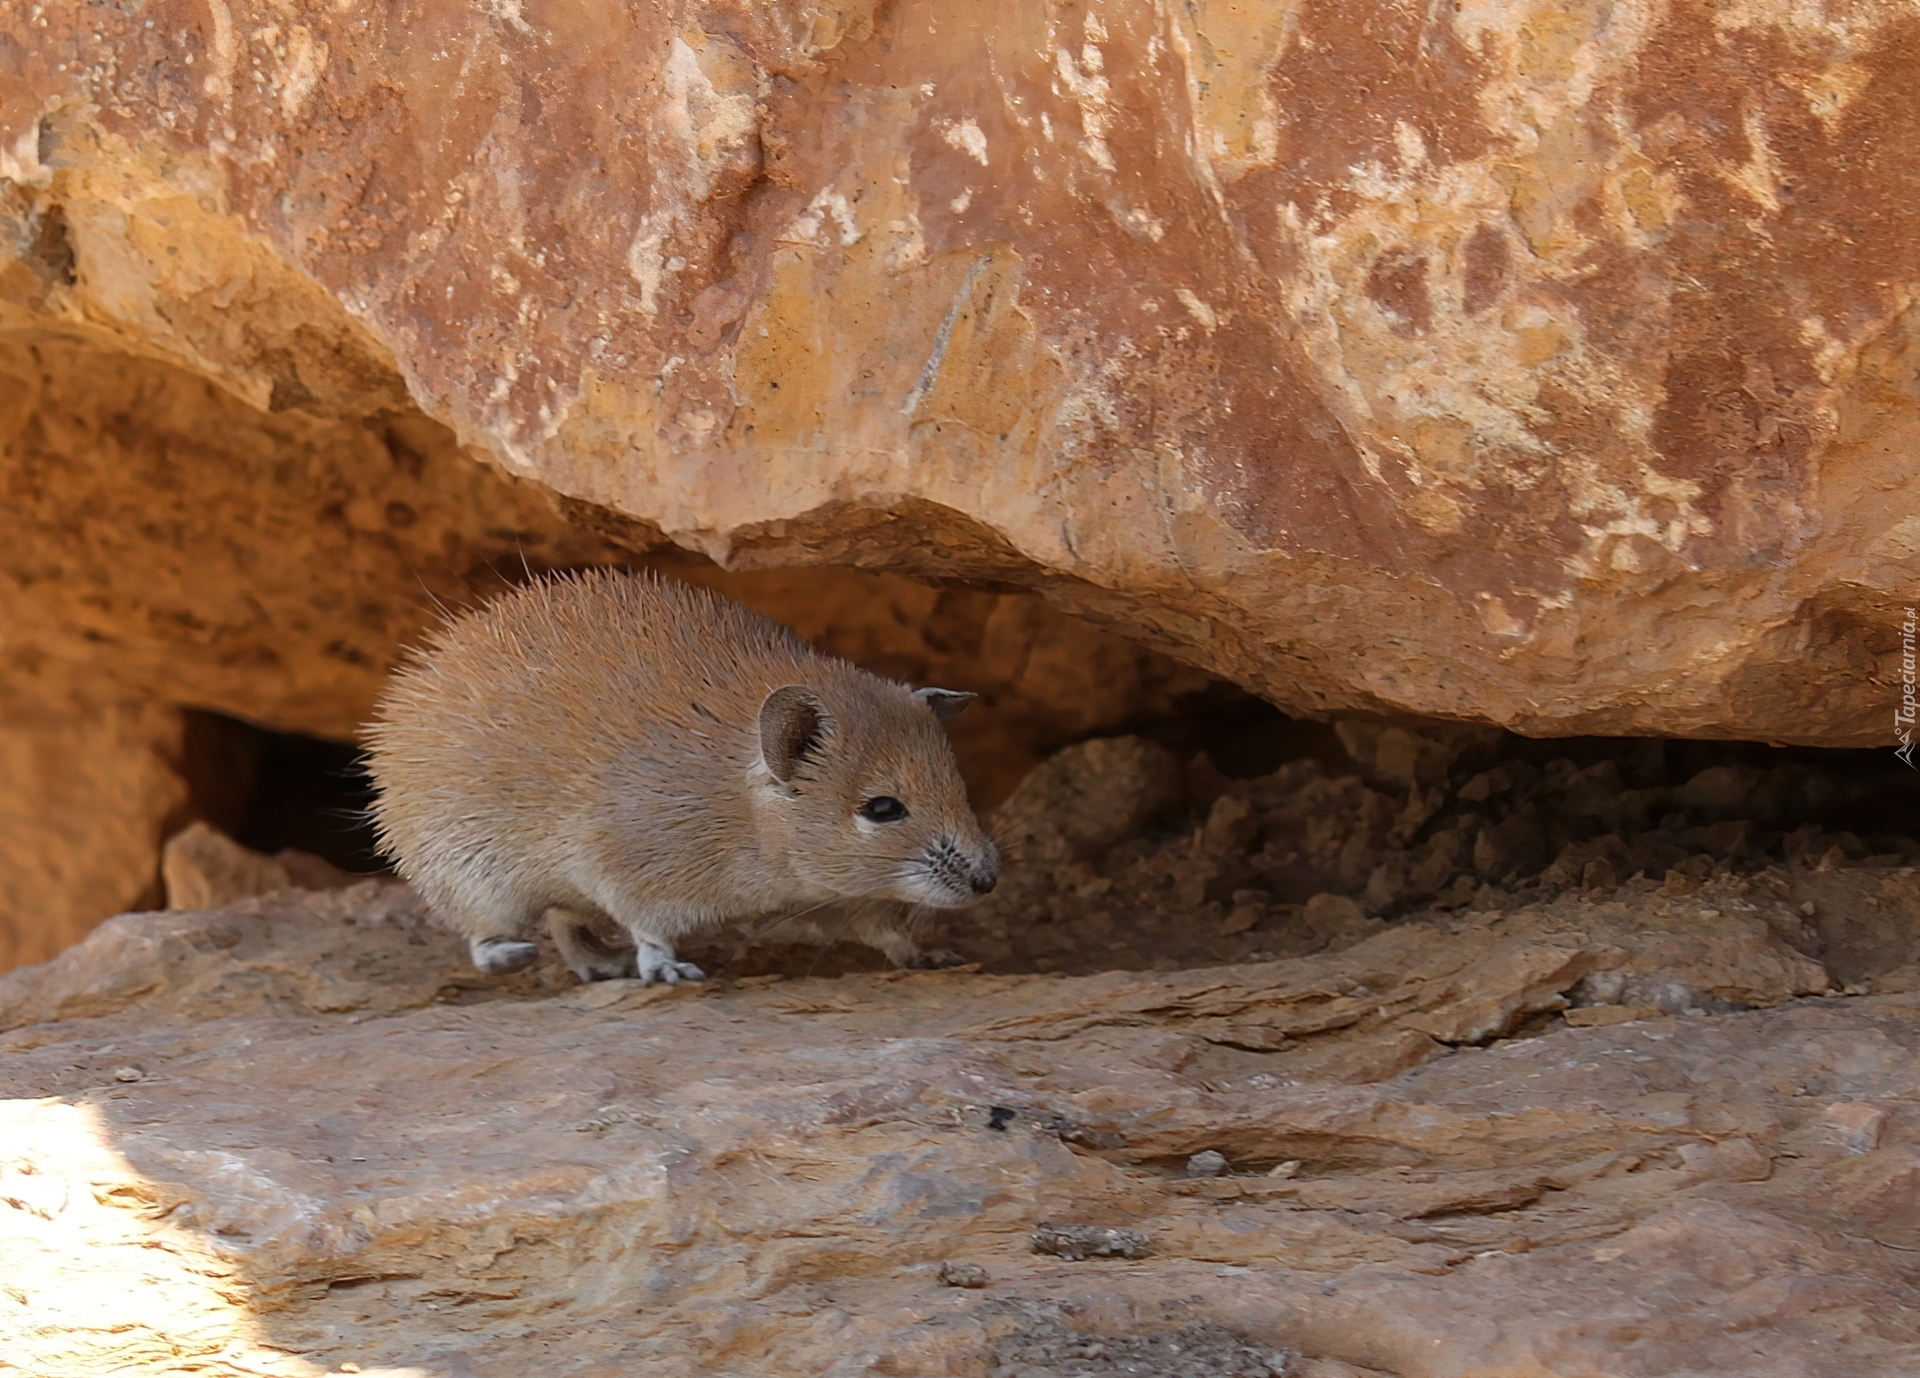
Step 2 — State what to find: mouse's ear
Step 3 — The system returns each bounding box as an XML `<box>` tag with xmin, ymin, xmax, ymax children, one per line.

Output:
<box><xmin>760</xmin><ymin>685</ymin><xmax>834</xmax><ymax>782</ymax></box>
<box><xmin>913</xmin><ymin>687</ymin><xmax>977</xmax><ymax>722</ymax></box>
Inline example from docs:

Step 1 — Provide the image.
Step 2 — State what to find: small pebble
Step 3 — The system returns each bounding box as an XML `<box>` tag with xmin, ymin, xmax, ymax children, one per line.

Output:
<box><xmin>111</xmin><ymin>1067</ymin><xmax>143</xmax><ymax>1083</ymax></box>
<box><xmin>1267</xmin><ymin>1160</ymin><xmax>1302</xmax><ymax>1179</ymax></box>
<box><xmin>1186</xmin><ymin>1149</ymin><xmax>1229</xmax><ymax>1178</ymax></box>
<box><xmin>937</xmin><ymin>1260</ymin><xmax>990</xmax><ymax>1289</ymax></box>
<box><xmin>1219</xmin><ymin>904</ymin><xmax>1262</xmax><ymax>935</ymax></box>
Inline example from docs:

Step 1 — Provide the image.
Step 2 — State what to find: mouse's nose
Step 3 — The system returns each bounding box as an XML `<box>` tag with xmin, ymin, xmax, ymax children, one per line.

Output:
<box><xmin>970</xmin><ymin>870</ymin><xmax>997</xmax><ymax>895</ymax></box>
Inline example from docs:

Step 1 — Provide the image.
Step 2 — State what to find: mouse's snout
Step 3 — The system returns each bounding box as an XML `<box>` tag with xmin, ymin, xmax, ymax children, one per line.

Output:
<box><xmin>914</xmin><ymin>830</ymin><xmax>999</xmax><ymax>907</ymax></box>
<box><xmin>963</xmin><ymin>835</ymin><xmax>999</xmax><ymax>895</ymax></box>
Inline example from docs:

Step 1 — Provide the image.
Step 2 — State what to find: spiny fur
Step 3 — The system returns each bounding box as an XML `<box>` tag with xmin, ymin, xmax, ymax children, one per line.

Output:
<box><xmin>363</xmin><ymin>569</ymin><xmax>998</xmax><ymax>982</ymax></box>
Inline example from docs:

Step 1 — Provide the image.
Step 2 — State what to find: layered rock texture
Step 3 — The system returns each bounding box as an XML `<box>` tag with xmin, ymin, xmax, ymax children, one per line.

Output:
<box><xmin>3</xmin><ymin>11</ymin><xmax>1918</xmax><ymax>936</ymax></box>
<box><xmin>7</xmin><ymin>847</ymin><xmax>1920</xmax><ymax>1375</ymax></box>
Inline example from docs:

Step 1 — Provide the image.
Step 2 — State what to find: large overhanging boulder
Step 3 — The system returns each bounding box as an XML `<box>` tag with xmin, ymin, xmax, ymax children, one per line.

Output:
<box><xmin>2</xmin><ymin>1</ymin><xmax>1917</xmax><ymax>962</ymax></box>
<box><xmin>6</xmin><ymin>0</ymin><xmax>1917</xmax><ymax>743</ymax></box>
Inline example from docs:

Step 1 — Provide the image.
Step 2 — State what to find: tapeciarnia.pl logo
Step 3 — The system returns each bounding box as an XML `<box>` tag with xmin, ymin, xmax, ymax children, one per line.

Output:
<box><xmin>1898</xmin><ymin>606</ymin><xmax>1917</xmax><ymax>768</ymax></box>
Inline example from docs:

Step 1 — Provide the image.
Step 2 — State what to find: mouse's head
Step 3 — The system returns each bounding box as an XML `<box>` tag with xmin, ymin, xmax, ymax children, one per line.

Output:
<box><xmin>756</xmin><ymin>678</ymin><xmax>999</xmax><ymax>907</ymax></box>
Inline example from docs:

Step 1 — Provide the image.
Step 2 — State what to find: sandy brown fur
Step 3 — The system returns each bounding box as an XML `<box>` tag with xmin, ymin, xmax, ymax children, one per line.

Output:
<box><xmin>364</xmin><ymin>570</ymin><xmax>997</xmax><ymax>982</ymax></box>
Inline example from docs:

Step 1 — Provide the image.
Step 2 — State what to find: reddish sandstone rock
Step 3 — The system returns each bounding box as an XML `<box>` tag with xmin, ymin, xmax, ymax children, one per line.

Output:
<box><xmin>3</xmin><ymin>0</ymin><xmax>1917</xmax><ymax>750</ymax></box>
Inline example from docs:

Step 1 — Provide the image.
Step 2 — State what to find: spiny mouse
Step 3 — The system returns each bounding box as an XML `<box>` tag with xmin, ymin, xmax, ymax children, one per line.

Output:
<box><xmin>364</xmin><ymin>570</ymin><xmax>999</xmax><ymax>984</ymax></box>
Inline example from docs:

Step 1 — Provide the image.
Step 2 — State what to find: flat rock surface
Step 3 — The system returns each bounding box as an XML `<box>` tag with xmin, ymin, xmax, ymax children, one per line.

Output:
<box><xmin>5</xmin><ymin>883</ymin><xmax>1919</xmax><ymax>1376</ymax></box>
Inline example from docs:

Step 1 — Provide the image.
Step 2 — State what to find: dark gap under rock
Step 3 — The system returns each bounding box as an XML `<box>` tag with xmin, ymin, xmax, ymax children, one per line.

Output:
<box><xmin>181</xmin><ymin>710</ymin><xmax>387</xmax><ymax>877</ymax></box>
<box><xmin>169</xmin><ymin>695</ymin><xmax>1920</xmax><ymax>997</ymax></box>
<box><xmin>683</xmin><ymin>714</ymin><xmax>1920</xmax><ymax>987</ymax></box>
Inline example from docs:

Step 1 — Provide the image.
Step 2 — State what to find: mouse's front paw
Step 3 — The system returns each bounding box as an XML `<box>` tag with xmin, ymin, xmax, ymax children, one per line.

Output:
<box><xmin>635</xmin><ymin>942</ymin><xmax>706</xmax><ymax>986</ymax></box>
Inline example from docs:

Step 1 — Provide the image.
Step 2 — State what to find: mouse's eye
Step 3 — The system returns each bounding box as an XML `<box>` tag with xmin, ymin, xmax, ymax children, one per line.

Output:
<box><xmin>859</xmin><ymin>796</ymin><xmax>908</xmax><ymax>823</ymax></box>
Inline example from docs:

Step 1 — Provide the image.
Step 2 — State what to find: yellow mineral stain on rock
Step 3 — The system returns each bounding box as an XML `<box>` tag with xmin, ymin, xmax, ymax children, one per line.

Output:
<box><xmin>1407</xmin><ymin>417</ymin><xmax>1477</xmax><ymax>482</ymax></box>
<box><xmin>1402</xmin><ymin>486</ymin><xmax>1467</xmax><ymax>534</ymax></box>
<box><xmin>1476</xmin><ymin>593</ymin><xmax>1528</xmax><ymax>638</ymax></box>
<box><xmin>1514</xmin><ymin>317</ymin><xmax>1570</xmax><ymax>367</ymax></box>
<box><xmin>1175</xmin><ymin>288</ymin><xmax>1219</xmax><ymax>332</ymax></box>
<box><xmin>800</xmin><ymin>0</ymin><xmax>882</xmax><ymax>57</ymax></box>
<box><xmin>1517</xmin><ymin>0</ymin><xmax>1591</xmax><ymax>84</ymax></box>
<box><xmin>1614</xmin><ymin>164</ymin><xmax>1673</xmax><ymax>236</ymax></box>
<box><xmin>1169</xmin><ymin>0</ymin><xmax>1299</xmax><ymax>177</ymax></box>
<box><xmin>1489</xmin><ymin>118</ymin><xmax>1600</xmax><ymax>260</ymax></box>
<box><xmin>543</xmin><ymin>368</ymin><xmax>667</xmax><ymax>514</ymax></box>
<box><xmin>907</xmin><ymin>251</ymin><xmax>1054</xmax><ymax>446</ymax></box>
<box><xmin>1718</xmin><ymin>105</ymin><xmax>1784</xmax><ymax>214</ymax></box>
<box><xmin>731</xmin><ymin>250</ymin><xmax>832</xmax><ymax>451</ymax></box>
<box><xmin>1780</xmin><ymin>62</ymin><xmax>1874</xmax><ymax>134</ymax></box>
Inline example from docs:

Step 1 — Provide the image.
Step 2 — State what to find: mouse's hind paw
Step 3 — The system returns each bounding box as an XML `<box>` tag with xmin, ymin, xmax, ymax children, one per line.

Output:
<box><xmin>549</xmin><ymin>909</ymin><xmax>638</xmax><ymax>982</ymax></box>
<box><xmin>471</xmin><ymin>937</ymin><xmax>541</xmax><ymax>975</ymax></box>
